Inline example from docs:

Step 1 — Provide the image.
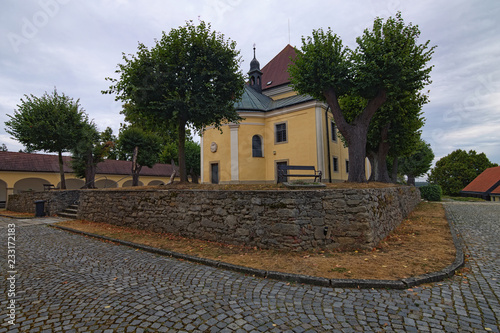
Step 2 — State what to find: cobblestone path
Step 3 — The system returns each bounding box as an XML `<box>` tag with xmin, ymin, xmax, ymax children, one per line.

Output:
<box><xmin>0</xmin><ymin>202</ymin><xmax>499</xmax><ymax>332</ymax></box>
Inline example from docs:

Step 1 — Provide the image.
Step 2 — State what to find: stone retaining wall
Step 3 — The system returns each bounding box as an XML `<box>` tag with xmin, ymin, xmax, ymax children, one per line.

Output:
<box><xmin>7</xmin><ymin>186</ymin><xmax>420</xmax><ymax>251</ymax></box>
<box><xmin>7</xmin><ymin>190</ymin><xmax>80</xmax><ymax>216</ymax></box>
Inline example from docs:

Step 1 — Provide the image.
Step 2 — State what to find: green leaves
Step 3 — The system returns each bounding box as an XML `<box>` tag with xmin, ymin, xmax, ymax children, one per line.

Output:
<box><xmin>428</xmin><ymin>149</ymin><xmax>498</xmax><ymax>195</ymax></box>
<box><xmin>288</xmin><ymin>12</ymin><xmax>435</xmax><ymax>182</ymax></box>
<box><xmin>5</xmin><ymin>88</ymin><xmax>87</xmax><ymax>154</ymax></box>
<box><xmin>398</xmin><ymin>139</ymin><xmax>434</xmax><ymax>181</ymax></box>
<box><xmin>118</xmin><ymin>127</ymin><xmax>162</xmax><ymax>169</ymax></box>
<box><xmin>104</xmin><ymin>20</ymin><xmax>245</xmax><ymax>181</ymax></box>
<box><xmin>353</xmin><ymin>12</ymin><xmax>435</xmax><ymax>98</ymax></box>
<box><xmin>289</xmin><ymin>28</ymin><xmax>352</xmax><ymax>100</ymax></box>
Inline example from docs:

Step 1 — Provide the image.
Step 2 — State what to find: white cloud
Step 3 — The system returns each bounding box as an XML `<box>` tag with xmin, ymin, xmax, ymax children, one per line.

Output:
<box><xmin>1</xmin><ymin>0</ymin><xmax>499</xmax><ymax>165</ymax></box>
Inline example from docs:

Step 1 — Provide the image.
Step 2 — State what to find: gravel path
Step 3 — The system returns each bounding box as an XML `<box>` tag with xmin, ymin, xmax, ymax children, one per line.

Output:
<box><xmin>0</xmin><ymin>202</ymin><xmax>498</xmax><ymax>332</ymax></box>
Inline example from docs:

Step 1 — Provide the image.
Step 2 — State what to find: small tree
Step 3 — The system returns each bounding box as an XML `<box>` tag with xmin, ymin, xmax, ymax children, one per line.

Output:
<box><xmin>1</xmin><ymin>144</ymin><xmax>7</xmax><ymax>151</ymax></box>
<box><xmin>118</xmin><ymin>127</ymin><xmax>162</xmax><ymax>186</ymax></box>
<box><xmin>160</xmin><ymin>139</ymin><xmax>200</xmax><ymax>183</ymax></box>
<box><xmin>71</xmin><ymin>124</ymin><xmax>114</xmax><ymax>188</ymax></box>
<box><xmin>99</xmin><ymin>127</ymin><xmax>120</xmax><ymax>160</ymax></box>
<box><xmin>104</xmin><ymin>20</ymin><xmax>245</xmax><ymax>182</ymax></box>
<box><xmin>289</xmin><ymin>12</ymin><xmax>435</xmax><ymax>182</ymax></box>
<box><xmin>5</xmin><ymin>89</ymin><xmax>87</xmax><ymax>189</ymax></box>
<box><xmin>428</xmin><ymin>149</ymin><xmax>498</xmax><ymax>195</ymax></box>
<box><xmin>398</xmin><ymin>139</ymin><xmax>434</xmax><ymax>186</ymax></box>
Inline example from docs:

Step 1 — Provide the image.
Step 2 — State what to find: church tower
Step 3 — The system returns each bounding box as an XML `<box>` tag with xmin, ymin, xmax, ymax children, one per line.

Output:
<box><xmin>248</xmin><ymin>44</ymin><xmax>262</xmax><ymax>93</ymax></box>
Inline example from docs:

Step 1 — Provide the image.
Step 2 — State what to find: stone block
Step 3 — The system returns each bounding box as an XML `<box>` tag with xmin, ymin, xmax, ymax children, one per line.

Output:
<box><xmin>271</xmin><ymin>223</ymin><xmax>299</xmax><ymax>236</ymax></box>
<box><xmin>312</xmin><ymin>218</ymin><xmax>324</xmax><ymax>226</ymax></box>
<box><xmin>235</xmin><ymin>228</ymin><xmax>250</xmax><ymax>237</ymax></box>
<box><xmin>314</xmin><ymin>226</ymin><xmax>326</xmax><ymax>240</ymax></box>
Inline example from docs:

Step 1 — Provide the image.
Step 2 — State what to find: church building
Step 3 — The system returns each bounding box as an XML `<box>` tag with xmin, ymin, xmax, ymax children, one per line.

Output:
<box><xmin>201</xmin><ymin>45</ymin><xmax>366</xmax><ymax>184</ymax></box>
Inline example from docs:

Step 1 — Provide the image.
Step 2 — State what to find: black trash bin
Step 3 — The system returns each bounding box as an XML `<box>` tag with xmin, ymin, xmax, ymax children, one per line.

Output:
<box><xmin>35</xmin><ymin>200</ymin><xmax>46</xmax><ymax>217</ymax></box>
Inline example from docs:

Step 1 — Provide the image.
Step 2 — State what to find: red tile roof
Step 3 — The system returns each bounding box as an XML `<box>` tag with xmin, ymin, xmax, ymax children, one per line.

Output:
<box><xmin>0</xmin><ymin>151</ymin><xmax>174</xmax><ymax>176</ymax></box>
<box><xmin>261</xmin><ymin>44</ymin><xmax>297</xmax><ymax>90</ymax></box>
<box><xmin>461</xmin><ymin>166</ymin><xmax>500</xmax><ymax>194</ymax></box>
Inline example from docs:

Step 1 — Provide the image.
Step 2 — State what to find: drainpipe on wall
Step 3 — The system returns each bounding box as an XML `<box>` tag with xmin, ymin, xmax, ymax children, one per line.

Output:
<box><xmin>325</xmin><ymin>106</ymin><xmax>332</xmax><ymax>183</ymax></box>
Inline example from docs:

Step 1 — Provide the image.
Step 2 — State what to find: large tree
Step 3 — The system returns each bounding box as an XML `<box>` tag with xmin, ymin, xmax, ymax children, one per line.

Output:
<box><xmin>104</xmin><ymin>20</ymin><xmax>245</xmax><ymax>182</ymax></box>
<box><xmin>5</xmin><ymin>89</ymin><xmax>88</xmax><ymax>189</ymax></box>
<box><xmin>289</xmin><ymin>12</ymin><xmax>435</xmax><ymax>182</ymax></box>
<box><xmin>367</xmin><ymin>91</ymin><xmax>427</xmax><ymax>182</ymax></box>
<box><xmin>118</xmin><ymin>127</ymin><xmax>162</xmax><ymax>186</ymax></box>
<box><xmin>428</xmin><ymin>149</ymin><xmax>498</xmax><ymax>196</ymax></box>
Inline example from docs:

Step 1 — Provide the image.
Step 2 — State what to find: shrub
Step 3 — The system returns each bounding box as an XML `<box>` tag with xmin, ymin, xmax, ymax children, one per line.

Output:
<box><xmin>420</xmin><ymin>184</ymin><xmax>442</xmax><ymax>201</ymax></box>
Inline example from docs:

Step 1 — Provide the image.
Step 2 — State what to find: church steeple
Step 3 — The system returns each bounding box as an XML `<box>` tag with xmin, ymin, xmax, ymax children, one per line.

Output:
<box><xmin>248</xmin><ymin>44</ymin><xmax>262</xmax><ymax>93</ymax></box>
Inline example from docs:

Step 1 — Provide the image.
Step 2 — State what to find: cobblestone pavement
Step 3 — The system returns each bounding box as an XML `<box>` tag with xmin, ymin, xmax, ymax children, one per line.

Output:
<box><xmin>0</xmin><ymin>202</ymin><xmax>499</xmax><ymax>332</ymax></box>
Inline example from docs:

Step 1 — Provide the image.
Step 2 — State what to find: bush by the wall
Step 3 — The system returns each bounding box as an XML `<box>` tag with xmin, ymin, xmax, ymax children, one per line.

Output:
<box><xmin>420</xmin><ymin>184</ymin><xmax>442</xmax><ymax>201</ymax></box>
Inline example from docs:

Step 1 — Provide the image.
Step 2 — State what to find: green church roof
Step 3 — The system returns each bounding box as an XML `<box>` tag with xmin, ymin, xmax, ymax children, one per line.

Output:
<box><xmin>235</xmin><ymin>85</ymin><xmax>314</xmax><ymax>112</ymax></box>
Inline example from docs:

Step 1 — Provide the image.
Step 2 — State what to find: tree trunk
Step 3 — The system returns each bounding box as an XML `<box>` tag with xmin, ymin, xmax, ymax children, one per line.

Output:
<box><xmin>407</xmin><ymin>174</ymin><xmax>416</xmax><ymax>186</ymax></box>
<box><xmin>373</xmin><ymin>124</ymin><xmax>391</xmax><ymax>183</ymax></box>
<box><xmin>58</xmin><ymin>151</ymin><xmax>66</xmax><ymax>189</ymax></box>
<box><xmin>84</xmin><ymin>149</ymin><xmax>96</xmax><ymax>189</ymax></box>
<box><xmin>167</xmin><ymin>159</ymin><xmax>177</xmax><ymax>185</ymax></box>
<box><xmin>177</xmin><ymin>117</ymin><xmax>188</xmax><ymax>183</ymax></box>
<box><xmin>190</xmin><ymin>168</ymin><xmax>199</xmax><ymax>184</ymax></box>
<box><xmin>132</xmin><ymin>146</ymin><xmax>140</xmax><ymax>186</ymax></box>
<box><xmin>345</xmin><ymin>125</ymin><xmax>370</xmax><ymax>182</ymax></box>
<box><xmin>323</xmin><ymin>87</ymin><xmax>387</xmax><ymax>183</ymax></box>
<box><xmin>391</xmin><ymin>157</ymin><xmax>398</xmax><ymax>183</ymax></box>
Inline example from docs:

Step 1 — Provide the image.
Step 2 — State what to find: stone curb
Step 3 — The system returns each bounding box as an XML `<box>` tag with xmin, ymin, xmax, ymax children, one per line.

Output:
<box><xmin>51</xmin><ymin>217</ymin><xmax>465</xmax><ymax>290</ymax></box>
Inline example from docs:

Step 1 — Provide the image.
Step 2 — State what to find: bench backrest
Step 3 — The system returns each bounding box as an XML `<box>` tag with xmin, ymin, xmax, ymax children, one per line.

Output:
<box><xmin>282</xmin><ymin>165</ymin><xmax>316</xmax><ymax>171</ymax></box>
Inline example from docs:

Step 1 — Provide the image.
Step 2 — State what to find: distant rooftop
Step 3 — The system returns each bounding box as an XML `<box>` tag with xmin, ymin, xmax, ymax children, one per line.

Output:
<box><xmin>461</xmin><ymin>166</ymin><xmax>500</xmax><ymax>198</ymax></box>
<box><xmin>0</xmin><ymin>151</ymin><xmax>175</xmax><ymax>177</ymax></box>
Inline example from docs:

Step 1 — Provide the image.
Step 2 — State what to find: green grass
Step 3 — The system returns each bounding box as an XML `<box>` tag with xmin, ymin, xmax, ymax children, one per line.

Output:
<box><xmin>442</xmin><ymin>195</ymin><xmax>486</xmax><ymax>202</ymax></box>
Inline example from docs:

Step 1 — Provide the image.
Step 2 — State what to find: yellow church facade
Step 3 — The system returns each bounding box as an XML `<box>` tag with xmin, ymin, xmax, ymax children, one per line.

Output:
<box><xmin>201</xmin><ymin>45</ymin><xmax>365</xmax><ymax>184</ymax></box>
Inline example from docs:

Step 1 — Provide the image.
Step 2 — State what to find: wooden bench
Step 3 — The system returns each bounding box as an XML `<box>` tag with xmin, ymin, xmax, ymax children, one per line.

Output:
<box><xmin>279</xmin><ymin>165</ymin><xmax>322</xmax><ymax>183</ymax></box>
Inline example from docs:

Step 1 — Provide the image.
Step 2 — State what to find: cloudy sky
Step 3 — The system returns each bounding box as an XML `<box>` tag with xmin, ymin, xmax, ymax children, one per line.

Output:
<box><xmin>1</xmin><ymin>0</ymin><xmax>499</xmax><ymax>168</ymax></box>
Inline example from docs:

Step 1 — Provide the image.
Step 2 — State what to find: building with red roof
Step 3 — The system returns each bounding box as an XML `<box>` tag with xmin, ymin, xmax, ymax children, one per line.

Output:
<box><xmin>0</xmin><ymin>151</ymin><xmax>175</xmax><ymax>206</ymax></box>
<box><xmin>460</xmin><ymin>166</ymin><xmax>500</xmax><ymax>202</ymax></box>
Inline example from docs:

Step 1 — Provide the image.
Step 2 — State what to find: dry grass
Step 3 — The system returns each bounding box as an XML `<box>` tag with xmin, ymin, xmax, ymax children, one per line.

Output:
<box><xmin>0</xmin><ymin>210</ymin><xmax>34</xmax><ymax>218</ymax></box>
<box><xmin>84</xmin><ymin>181</ymin><xmax>398</xmax><ymax>192</ymax></box>
<box><xmin>56</xmin><ymin>202</ymin><xmax>455</xmax><ymax>280</ymax></box>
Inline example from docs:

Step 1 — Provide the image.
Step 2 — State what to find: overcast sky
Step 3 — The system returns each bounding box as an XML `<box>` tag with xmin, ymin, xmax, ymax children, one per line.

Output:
<box><xmin>1</xmin><ymin>0</ymin><xmax>499</xmax><ymax>169</ymax></box>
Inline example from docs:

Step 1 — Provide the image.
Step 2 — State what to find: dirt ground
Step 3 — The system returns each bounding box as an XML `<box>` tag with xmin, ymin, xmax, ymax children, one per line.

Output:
<box><xmin>54</xmin><ymin>201</ymin><xmax>456</xmax><ymax>280</ymax></box>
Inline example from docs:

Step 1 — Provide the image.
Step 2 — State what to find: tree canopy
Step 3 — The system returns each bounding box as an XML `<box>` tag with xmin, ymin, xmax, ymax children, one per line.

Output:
<box><xmin>71</xmin><ymin>125</ymin><xmax>114</xmax><ymax>188</ymax></box>
<box><xmin>289</xmin><ymin>12</ymin><xmax>435</xmax><ymax>182</ymax></box>
<box><xmin>118</xmin><ymin>127</ymin><xmax>162</xmax><ymax>186</ymax></box>
<box><xmin>104</xmin><ymin>20</ymin><xmax>245</xmax><ymax>182</ymax></box>
<box><xmin>398</xmin><ymin>139</ymin><xmax>434</xmax><ymax>185</ymax></box>
<box><xmin>428</xmin><ymin>149</ymin><xmax>498</xmax><ymax>195</ymax></box>
<box><xmin>5</xmin><ymin>88</ymin><xmax>88</xmax><ymax>189</ymax></box>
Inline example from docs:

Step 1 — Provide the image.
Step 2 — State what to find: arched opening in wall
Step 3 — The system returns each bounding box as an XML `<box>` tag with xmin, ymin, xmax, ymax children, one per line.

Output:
<box><xmin>148</xmin><ymin>180</ymin><xmax>165</xmax><ymax>186</ymax></box>
<box><xmin>0</xmin><ymin>179</ymin><xmax>7</xmax><ymax>207</ymax></box>
<box><xmin>95</xmin><ymin>179</ymin><xmax>118</xmax><ymax>189</ymax></box>
<box><xmin>122</xmin><ymin>180</ymin><xmax>144</xmax><ymax>187</ymax></box>
<box><xmin>65</xmin><ymin>178</ymin><xmax>85</xmax><ymax>189</ymax></box>
<box><xmin>14</xmin><ymin>178</ymin><xmax>50</xmax><ymax>194</ymax></box>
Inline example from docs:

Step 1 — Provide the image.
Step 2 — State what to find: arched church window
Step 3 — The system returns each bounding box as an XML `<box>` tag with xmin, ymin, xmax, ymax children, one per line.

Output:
<box><xmin>252</xmin><ymin>135</ymin><xmax>263</xmax><ymax>157</ymax></box>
